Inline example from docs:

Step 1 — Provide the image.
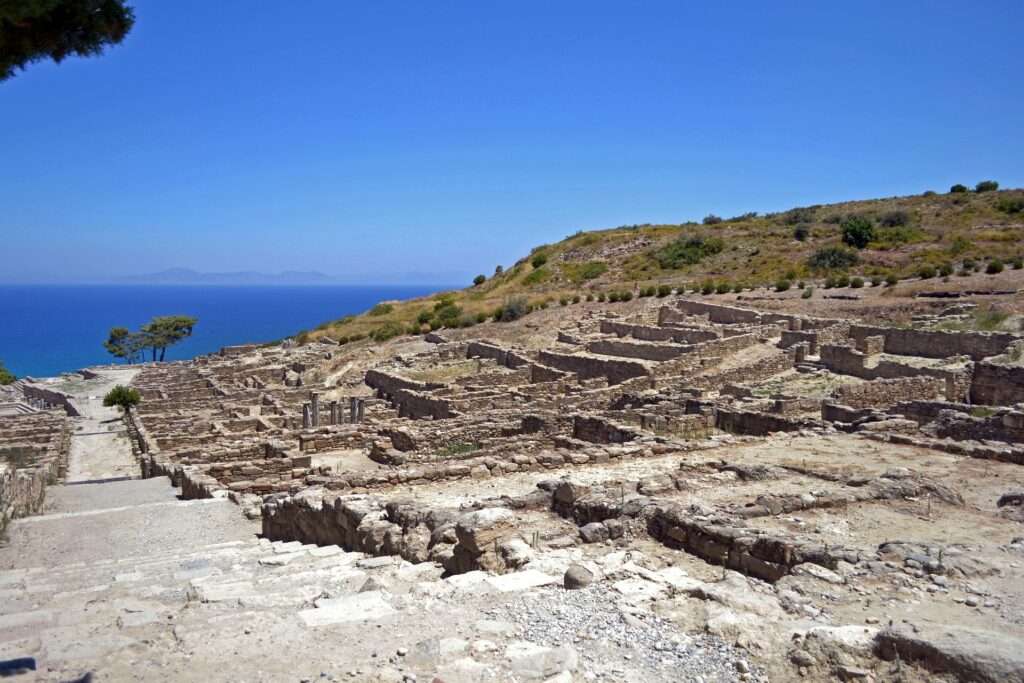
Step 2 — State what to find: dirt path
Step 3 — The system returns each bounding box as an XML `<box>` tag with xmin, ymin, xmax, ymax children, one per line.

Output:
<box><xmin>59</xmin><ymin>368</ymin><xmax>140</xmax><ymax>482</ymax></box>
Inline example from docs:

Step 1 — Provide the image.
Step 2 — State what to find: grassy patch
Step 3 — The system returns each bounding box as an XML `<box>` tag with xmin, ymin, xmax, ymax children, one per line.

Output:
<box><xmin>561</xmin><ymin>260</ymin><xmax>608</xmax><ymax>283</ymax></box>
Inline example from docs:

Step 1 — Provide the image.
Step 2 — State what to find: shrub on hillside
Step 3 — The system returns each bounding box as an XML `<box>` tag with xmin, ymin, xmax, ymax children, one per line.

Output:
<box><xmin>416</xmin><ymin>310</ymin><xmax>432</xmax><ymax>325</ymax></box>
<box><xmin>782</xmin><ymin>207</ymin><xmax>817</xmax><ymax>225</ymax></box>
<box><xmin>559</xmin><ymin>296</ymin><xmax>569</xmax><ymax>306</ymax></box>
<box><xmin>700</xmin><ymin>280</ymin><xmax>715</xmax><ymax>295</ymax></box>
<box><xmin>368</xmin><ymin>302</ymin><xmax>394</xmax><ymax>316</ymax></box>
<box><xmin>620</xmin><ymin>291</ymin><xmax>633</xmax><ymax>302</ymax></box>
<box><xmin>716</xmin><ymin>282</ymin><xmax>732</xmax><ymax>294</ymax></box>
<box><xmin>835</xmin><ymin>274</ymin><xmax>850</xmax><ymax>288</ymax></box>
<box><xmin>801</xmin><ymin>286</ymin><xmax>814</xmax><ymax>299</ymax></box>
<box><xmin>962</xmin><ymin>257</ymin><xmax>976</xmax><ymax>271</ymax></box>
<box><xmin>702</xmin><ymin>214</ymin><xmax>723</xmax><ymax>225</ymax></box>
<box><xmin>841</xmin><ymin>216</ymin><xmax>876</xmax><ymax>249</ymax></box>
<box><xmin>917</xmin><ymin>265</ymin><xmax>937</xmax><ymax>279</ymax></box>
<box><xmin>950</xmin><ymin>184</ymin><xmax>968</xmax><ymax>193</ymax></box>
<box><xmin>473</xmin><ymin>274</ymin><xmax>486</xmax><ymax>286</ymax></box>
<box><xmin>807</xmin><ymin>246</ymin><xmax>859</xmax><ymax>271</ymax></box>
<box><xmin>997</xmin><ymin>197</ymin><xmax>1024</xmax><ymax>214</ymax></box>
<box><xmin>656</xmin><ymin>284</ymin><xmax>672</xmax><ymax>297</ymax></box>
<box><xmin>370</xmin><ymin>321</ymin><xmax>405</xmax><ymax>342</ymax></box>
<box><xmin>939</xmin><ymin>263</ymin><xmax>953</xmax><ymax>277</ymax></box>
<box><xmin>476</xmin><ymin>312</ymin><xmax>488</xmax><ymax>324</ymax></box>
<box><xmin>733</xmin><ymin>282</ymin><xmax>744</xmax><ymax>293</ymax></box>
<box><xmin>850</xmin><ymin>277</ymin><xmax>864</xmax><ymax>288</ymax></box>
<box><xmin>654</xmin><ymin>235</ymin><xmax>725</xmax><ymax>269</ymax></box>
<box><xmin>986</xmin><ymin>259</ymin><xmax>1004</xmax><ymax>274</ymax></box>
<box><xmin>879</xmin><ymin>210</ymin><xmax>911</xmax><ymax>227</ymax></box>
<box><xmin>1013</xmin><ymin>257</ymin><xmax>1023</xmax><ymax>270</ymax></box>
<box><xmin>975</xmin><ymin>180</ymin><xmax>999</xmax><ymax>193</ymax></box>
<box><xmin>531</xmin><ymin>253</ymin><xmax>548</xmax><ymax>269</ymax></box>
<box><xmin>793</xmin><ymin>224</ymin><xmax>810</xmax><ymax>241</ymax></box>
<box><xmin>775</xmin><ymin>279</ymin><xmax>791</xmax><ymax>292</ymax></box>
<box><xmin>871</xmin><ymin>275</ymin><xmax>883</xmax><ymax>287</ymax></box>
<box><xmin>497</xmin><ymin>297</ymin><xmax>529</xmax><ymax>322</ymax></box>
<box><xmin>885</xmin><ymin>273</ymin><xmax>899</xmax><ymax>287</ymax></box>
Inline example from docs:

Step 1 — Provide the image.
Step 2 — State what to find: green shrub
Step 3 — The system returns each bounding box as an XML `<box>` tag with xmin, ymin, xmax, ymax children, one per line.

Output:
<box><xmin>416</xmin><ymin>310</ymin><xmax>432</xmax><ymax>325</ymax></box>
<box><xmin>433</xmin><ymin>302</ymin><xmax>462</xmax><ymax>326</ymax></box>
<box><xmin>962</xmin><ymin>257</ymin><xmax>976</xmax><ymax>271</ymax></box>
<box><xmin>823</xmin><ymin>213</ymin><xmax>843</xmax><ymax>224</ymax></box>
<box><xmin>498</xmin><ymin>297</ymin><xmax>529</xmax><ymax>322</ymax></box>
<box><xmin>885</xmin><ymin>273</ymin><xmax>899</xmax><ymax>286</ymax></box>
<box><xmin>938</xmin><ymin>263</ymin><xmax>953</xmax><ymax>277</ymax></box>
<box><xmin>0</xmin><ymin>361</ymin><xmax>15</xmax><ymax>385</ymax></box>
<box><xmin>922</xmin><ymin>190</ymin><xmax>937</xmax><ymax>197</ymax></box>
<box><xmin>871</xmin><ymin>275</ymin><xmax>883</xmax><ymax>287</ymax></box>
<box><xmin>654</xmin><ymin>235</ymin><xmax>725</xmax><ymax>269</ymax></box>
<box><xmin>793</xmin><ymin>224</ymin><xmax>810</xmax><ymax>241</ymax></box>
<box><xmin>879</xmin><ymin>210</ymin><xmax>911</xmax><ymax>227</ymax></box>
<box><xmin>823</xmin><ymin>277</ymin><xmax>835</xmax><ymax>289</ymax></box>
<box><xmin>620</xmin><ymin>291</ymin><xmax>633</xmax><ymax>302</ymax></box>
<box><xmin>523</xmin><ymin>266</ymin><xmax>550</xmax><ymax>285</ymax></box>
<box><xmin>559</xmin><ymin>296</ymin><xmax>569</xmax><ymax>306</ymax></box>
<box><xmin>103</xmin><ymin>385</ymin><xmax>141</xmax><ymax>410</ymax></box>
<box><xmin>586</xmin><ymin>293</ymin><xmax>594</xmax><ymax>302</ymax></box>
<box><xmin>572</xmin><ymin>295</ymin><xmax>581</xmax><ymax>304</ymax></box>
<box><xmin>917</xmin><ymin>265</ymin><xmax>937</xmax><ymax>279</ymax></box>
<box><xmin>370</xmin><ymin>321</ymin><xmax>405</xmax><ymax>342</ymax></box>
<box><xmin>997</xmin><ymin>197</ymin><xmax>1024</xmax><ymax>214</ymax></box>
<box><xmin>476</xmin><ymin>312</ymin><xmax>488</xmax><ymax>324</ymax></box>
<box><xmin>950</xmin><ymin>184</ymin><xmax>968</xmax><ymax>193</ymax></box>
<box><xmin>801</xmin><ymin>286</ymin><xmax>813</xmax><ymax>299</ymax></box>
<box><xmin>1013</xmin><ymin>257</ymin><xmax>1023</xmax><ymax>270</ymax></box>
<box><xmin>491</xmin><ymin>306</ymin><xmax>504</xmax><ymax>321</ymax></box>
<box><xmin>808</xmin><ymin>246</ymin><xmax>859</xmax><ymax>271</ymax></box>
<box><xmin>841</xmin><ymin>216</ymin><xmax>875</xmax><ymax>249</ymax></box>
<box><xmin>407</xmin><ymin>324</ymin><xmax>422</xmax><ymax>335</ymax></box>
<box><xmin>716</xmin><ymin>282</ymin><xmax>732</xmax><ymax>294</ymax></box>
<box><xmin>597</xmin><ymin>292</ymin><xmax>607</xmax><ymax>302</ymax></box>
<box><xmin>733</xmin><ymin>282</ymin><xmax>744</xmax><ymax>293</ymax></box>
<box><xmin>608</xmin><ymin>291</ymin><xmax>620</xmax><ymax>303</ymax></box>
<box><xmin>700</xmin><ymin>280</ymin><xmax>715</xmax><ymax>295</ymax></box>
<box><xmin>562</xmin><ymin>260</ymin><xmax>608</xmax><ymax>283</ymax></box>
<box><xmin>975</xmin><ymin>180</ymin><xmax>999</xmax><ymax>193</ymax></box>
<box><xmin>702</xmin><ymin>214</ymin><xmax>723</xmax><ymax>225</ymax></box>
<box><xmin>986</xmin><ymin>259</ymin><xmax>1004</xmax><ymax>274</ymax></box>
<box><xmin>850</xmin><ymin>277</ymin><xmax>864</xmax><ymax>288</ymax></box>
<box><xmin>774</xmin><ymin>279</ymin><xmax>791</xmax><ymax>292</ymax></box>
<box><xmin>835</xmin><ymin>274</ymin><xmax>850</xmax><ymax>288</ymax></box>
<box><xmin>473</xmin><ymin>274</ymin><xmax>486</xmax><ymax>286</ymax></box>
<box><xmin>531</xmin><ymin>253</ymin><xmax>548</xmax><ymax>269</ymax></box>
<box><xmin>656</xmin><ymin>284</ymin><xmax>672</xmax><ymax>297</ymax></box>
<box><xmin>368</xmin><ymin>303</ymin><xmax>394</xmax><ymax>316</ymax></box>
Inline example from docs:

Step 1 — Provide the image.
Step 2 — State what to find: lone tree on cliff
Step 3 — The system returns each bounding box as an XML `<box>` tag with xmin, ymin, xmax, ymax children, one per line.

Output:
<box><xmin>1</xmin><ymin>1</ymin><xmax>135</xmax><ymax>82</ymax></box>
<box><xmin>103</xmin><ymin>315</ymin><xmax>198</xmax><ymax>363</ymax></box>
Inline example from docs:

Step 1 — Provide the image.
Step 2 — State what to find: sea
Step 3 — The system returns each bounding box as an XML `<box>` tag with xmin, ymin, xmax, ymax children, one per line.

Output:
<box><xmin>0</xmin><ymin>284</ymin><xmax>448</xmax><ymax>379</ymax></box>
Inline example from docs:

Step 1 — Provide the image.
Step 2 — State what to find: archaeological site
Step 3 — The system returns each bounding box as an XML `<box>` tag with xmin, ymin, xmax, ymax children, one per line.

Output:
<box><xmin>3</xmin><ymin>280</ymin><xmax>1024</xmax><ymax>682</ymax></box>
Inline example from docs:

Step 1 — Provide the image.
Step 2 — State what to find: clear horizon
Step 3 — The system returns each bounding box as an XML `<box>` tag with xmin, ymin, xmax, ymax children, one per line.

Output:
<box><xmin>3</xmin><ymin>0</ymin><xmax>1023</xmax><ymax>284</ymax></box>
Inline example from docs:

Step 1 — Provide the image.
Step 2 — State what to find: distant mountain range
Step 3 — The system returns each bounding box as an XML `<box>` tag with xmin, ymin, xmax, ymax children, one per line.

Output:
<box><xmin>117</xmin><ymin>268</ymin><xmax>338</xmax><ymax>285</ymax></box>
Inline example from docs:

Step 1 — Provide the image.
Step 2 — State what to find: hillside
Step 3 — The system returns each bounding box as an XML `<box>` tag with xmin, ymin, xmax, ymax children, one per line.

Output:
<box><xmin>307</xmin><ymin>184</ymin><xmax>1023</xmax><ymax>343</ymax></box>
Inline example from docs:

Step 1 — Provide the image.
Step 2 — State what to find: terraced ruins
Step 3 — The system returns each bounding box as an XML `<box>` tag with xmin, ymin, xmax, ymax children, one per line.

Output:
<box><xmin>2</xmin><ymin>286</ymin><xmax>1024</xmax><ymax>682</ymax></box>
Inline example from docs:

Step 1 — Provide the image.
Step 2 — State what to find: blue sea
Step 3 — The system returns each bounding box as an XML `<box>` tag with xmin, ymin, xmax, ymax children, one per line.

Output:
<box><xmin>0</xmin><ymin>285</ymin><xmax>447</xmax><ymax>379</ymax></box>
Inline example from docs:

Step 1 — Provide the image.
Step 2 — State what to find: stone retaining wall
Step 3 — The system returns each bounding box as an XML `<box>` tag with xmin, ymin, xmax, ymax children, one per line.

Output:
<box><xmin>832</xmin><ymin>376</ymin><xmax>947</xmax><ymax>410</ymax></box>
<box><xmin>849</xmin><ymin>324</ymin><xmax>1016</xmax><ymax>361</ymax></box>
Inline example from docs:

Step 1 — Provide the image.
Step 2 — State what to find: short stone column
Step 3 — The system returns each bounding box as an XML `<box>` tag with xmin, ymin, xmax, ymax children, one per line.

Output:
<box><xmin>356</xmin><ymin>399</ymin><xmax>365</xmax><ymax>423</ymax></box>
<box><xmin>302</xmin><ymin>403</ymin><xmax>312</xmax><ymax>429</ymax></box>
<box><xmin>310</xmin><ymin>392</ymin><xmax>320</xmax><ymax>427</ymax></box>
<box><xmin>329</xmin><ymin>401</ymin><xmax>339</xmax><ymax>426</ymax></box>
<box><xmin>349</xmin><ymin>397</ymin><xmax>358</xmax><ymax>423</ymax></box>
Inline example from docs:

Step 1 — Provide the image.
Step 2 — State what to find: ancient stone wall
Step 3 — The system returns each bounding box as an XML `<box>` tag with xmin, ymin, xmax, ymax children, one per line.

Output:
<box><xmin>573</xmin><ymin>415</ymin><xmax>639</xmax><ymax>444</ymax></box>
<box><xmin>586</xmin><ymin>338</ymin><xmax>688</xmax><ymax>362</ymax></box>
<box><xmin>715</xmin><ymin>408</ymin><xmax>817</xmax><ymax>435</ymax></box>
<box><xmin>537</xmin><ymin>350</ymin><xmax>650</xmax><ymax>385</ymax></box>
<box><xmin>832</xmin><ymin>376</ymin><xmax>946</xmax><ymax>410</ymax></box>
<box><xmin>970</xmin><ymin>361</ymin><xmax>1024</xmax><ymax>406</ymax></box>
<box><xmin>849</xmin><ymin>324</ymin><xmax>1016</xmax><ymax>361</ymax></box>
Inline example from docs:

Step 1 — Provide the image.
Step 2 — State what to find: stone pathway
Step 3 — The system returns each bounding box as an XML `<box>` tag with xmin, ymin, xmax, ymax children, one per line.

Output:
<box><xmin>62</xmin><ymin>368</ymin><xmax>140</xmax><ymax>482</ymax></box>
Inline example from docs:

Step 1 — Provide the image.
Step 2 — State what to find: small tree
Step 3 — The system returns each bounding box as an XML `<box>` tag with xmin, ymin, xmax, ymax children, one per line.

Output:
<box><xmin>531</xmin><ymin>253</ymin><xmax>548</xmax><ymax>269</ymax></box>
<box><xmin>702</xmin><ymin>214</ymin><xmax>723</xmax><ymax>225</ymax></box>
<box><xmin>841</xmin><ymin>216</ymin><xmax>875</xmax><ymax>249</ymax></box>
<box><xmin>0</xmin><ymin>360</ymin><xmax>15</xmax><ymax>385</ymax></box>
<box><xmin>950</xmin><ymin>184</ymin><xmax>968</xmax><ymax>193</ymax></box>
<box><xmin>103</xmin><ymin>385</ymin><xmax>140</xmax><ymax>412</ymax></box>
<box><xmin>473</xmin><ymin>274</ymin><xmax>486</xmax><ymax>286</ymax></box>
<box><xmin>975</xmin><ymin>180</ymin><xmax>999</xmax><ymax>193</ymax></box>
<box><xmin>793</xmin><ymin>224</ymin><xmax>810</xmax><ymax>241</ymax></box>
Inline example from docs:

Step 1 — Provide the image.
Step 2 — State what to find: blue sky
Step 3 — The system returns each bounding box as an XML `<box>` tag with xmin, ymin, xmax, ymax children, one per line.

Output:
<box><xmin>2</xmin><ymin>0</ymin><xmax>1022</xmax><ymax>284</ymax></box>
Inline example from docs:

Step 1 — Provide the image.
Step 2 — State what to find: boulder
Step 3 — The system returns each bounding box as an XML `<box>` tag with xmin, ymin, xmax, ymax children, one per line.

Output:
<box><xmin>563</xmin><ymin>564</ymin><xmax>595</xmax><ymax>589</ymax></box>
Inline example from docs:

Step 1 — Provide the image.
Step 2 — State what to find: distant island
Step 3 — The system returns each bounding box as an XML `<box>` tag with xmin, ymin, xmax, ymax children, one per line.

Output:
<box><xmin>117</xmin><ymin>268</ymin><xmax>338</xmax><ymax>286</ymax></box>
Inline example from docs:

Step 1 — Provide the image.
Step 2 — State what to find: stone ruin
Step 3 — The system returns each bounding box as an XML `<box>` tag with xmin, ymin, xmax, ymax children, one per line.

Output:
<box><xmin>4</xmin><ymin>294</ymin><xmax>1024</xmax><ymax>681</ymax></box>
